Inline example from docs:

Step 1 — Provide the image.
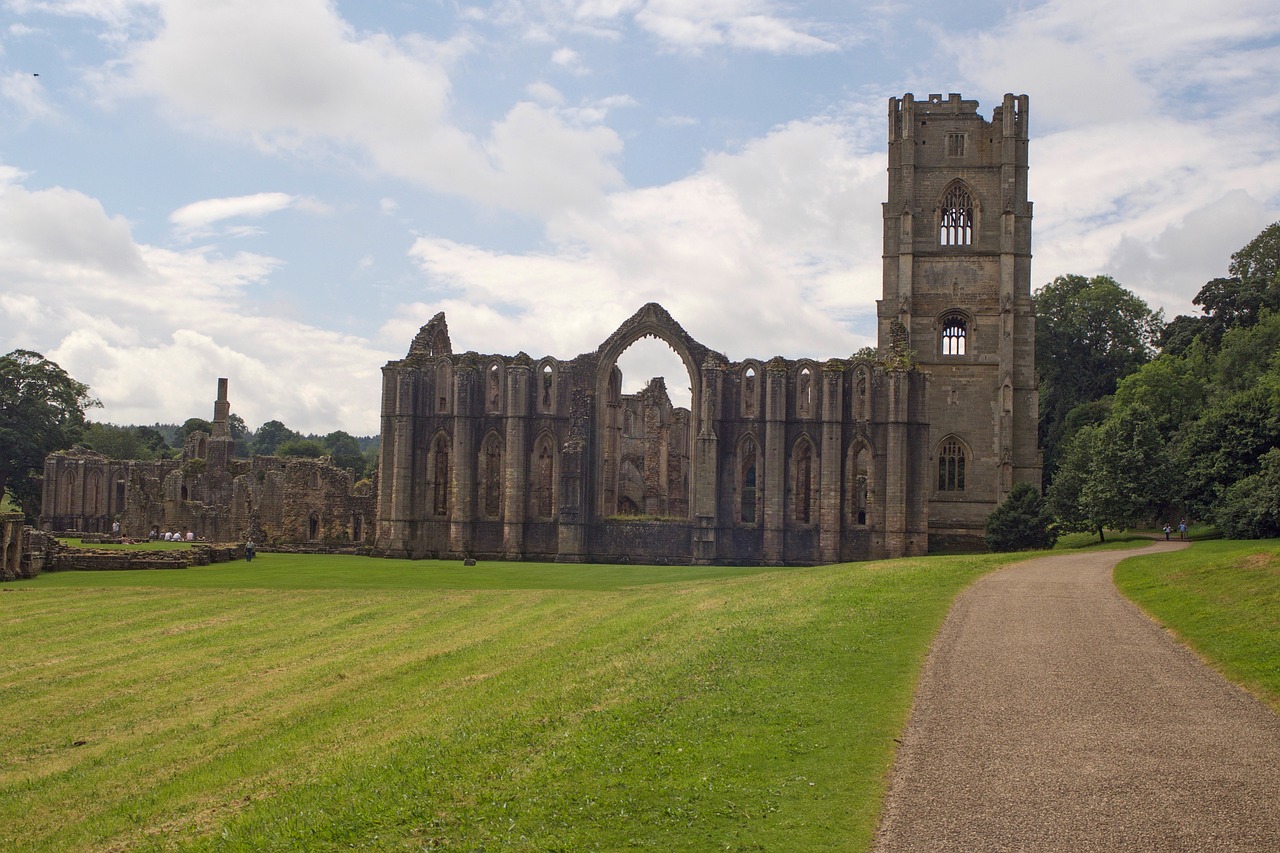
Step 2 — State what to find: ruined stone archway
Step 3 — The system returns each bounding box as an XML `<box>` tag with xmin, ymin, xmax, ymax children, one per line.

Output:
<box><xmin>592</xmin><ymin>304</ymin><xmax>719</xmax><ymax>521</ymax></box>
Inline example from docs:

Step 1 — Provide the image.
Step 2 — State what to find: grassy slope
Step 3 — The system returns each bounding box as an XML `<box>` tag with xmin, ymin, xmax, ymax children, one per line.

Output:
<box><xmin>1</xmin><ymin>552</ymin><xmax>1014</xmax><ymax>852</ymax></box>
<box><xmin>1115</xmin><ymin>539</ymin><xmax>1280</xmax><ymax>712</ymax></box>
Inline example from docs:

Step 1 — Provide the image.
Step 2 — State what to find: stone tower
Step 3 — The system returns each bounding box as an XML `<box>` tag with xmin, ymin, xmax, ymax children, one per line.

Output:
<box><xmin>879</xmin><ymin>93</ymin><xmax>1040</xmax><ymax>549</ymax></box>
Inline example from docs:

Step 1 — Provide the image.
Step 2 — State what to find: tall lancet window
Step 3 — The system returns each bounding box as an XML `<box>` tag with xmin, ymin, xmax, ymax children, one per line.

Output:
<box><xmin>939</xmin><ymin>184</ymin><xmax>974</xmax><ymax>246</ymax></box>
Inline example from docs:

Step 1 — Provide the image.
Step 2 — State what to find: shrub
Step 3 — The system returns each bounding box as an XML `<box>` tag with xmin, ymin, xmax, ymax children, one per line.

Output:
<box><xmin>984</xmin><ymin>483</ymin><xmax>1057</xmax><ymax>552</ymax></box>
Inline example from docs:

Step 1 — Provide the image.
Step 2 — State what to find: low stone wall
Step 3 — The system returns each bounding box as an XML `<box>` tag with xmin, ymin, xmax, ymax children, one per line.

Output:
<box><xmin>44</xmin><ymin>541</ymin><xmax>246</xmax><ymax>572</ymax></box>
<box><xmin>261</xmin><ymin>543</ymin><xmax>371</xmax><ymax>556</ymax></box>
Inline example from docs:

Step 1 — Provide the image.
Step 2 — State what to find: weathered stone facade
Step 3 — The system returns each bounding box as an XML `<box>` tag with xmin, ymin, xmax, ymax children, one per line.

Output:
<box><xmin>40</xmin><ymin>380</ymin><xmax>375</xmax><ymax>548</ymax></box>
<box><xmin>375</xmin><ymin>92</ymin><xmax>1040</xmax><ymax>564</ymax></box>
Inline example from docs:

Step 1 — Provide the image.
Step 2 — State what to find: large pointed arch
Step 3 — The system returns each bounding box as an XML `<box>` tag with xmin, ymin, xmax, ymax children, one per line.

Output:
<box><xmin>592</xmin><ymin>303</ymin><xmax>726</xmax><ymax>520</ymax></box>
<box><xmin>530</xmin><ymin>430</ymin><xmax>558</xmax><ymax>520</ymax></box>
<box><xmin>478</xmin><ymin>430</ymin><xmax>504</xmax><ymax>520</ymax></box>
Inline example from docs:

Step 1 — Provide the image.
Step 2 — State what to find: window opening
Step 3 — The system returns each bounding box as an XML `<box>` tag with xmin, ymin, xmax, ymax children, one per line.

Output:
<box><xmin>795</xmin><ymin>441</ymin><xmax>813</xmax><ymax>523</ymax></box>
<box><xmin>534</xmin><ymin>438</ymin><xmax>554</xmax><ymax>518</ymax></box>
<box><xmin>938</xmin><ymin>439</ymin><xmax>966</xmax><ymax>492</ymax></box>
<box><xmin>940</xmin><ymin>184</ymin><xmax>973</xmax><ymax>246</ymax></box>
<box><xmin>942</xmin><ymin>316</ymin><xmax>967</xmax><ymax>356</ymax></box>
<box><xmin>946</xmin><ymin>133</ymin><xmax>966</xmax><ymax>157</ymax></box>
<box><xmin>740</xmin><ymin>437</ymin><xmax>757</xmax><ymax>524</ymax></box>
<box><xmin>432</xmin><ymin>434</ymin><xmax>449</xmax><ymax>516</ymax></box>
<box><xmin>481</xmin><ymin>435</ymin><xmax>502</xmax><ymax>518</ymax></box>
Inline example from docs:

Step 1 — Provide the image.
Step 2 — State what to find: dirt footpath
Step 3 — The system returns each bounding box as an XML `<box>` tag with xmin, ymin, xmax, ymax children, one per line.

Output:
<box><xmin>872</xmin><ymin>541</ymin><xmax>1280</xmax><ymax>852</ymax></box>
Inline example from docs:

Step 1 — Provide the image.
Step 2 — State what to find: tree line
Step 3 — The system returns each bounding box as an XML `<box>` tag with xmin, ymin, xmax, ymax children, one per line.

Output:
<box><xmin>988</xmin><ymin>221</ymin><xmax>1280</xmax><ymax>548</ymax></box>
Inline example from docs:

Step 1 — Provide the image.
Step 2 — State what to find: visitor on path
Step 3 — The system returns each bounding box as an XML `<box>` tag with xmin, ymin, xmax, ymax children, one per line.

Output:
<box><xmin>1163</xmin><ymin>523</ymin><xmax>1171</xmax><ymax>540</ymax></box>
<box><xmin>1178</xmin><ymin>519</ymin><xmax>1188</xmax><ymax>539</ymax></box>
<box><xmin>245</xmin><ymin>539</ymin><xmax>255</xmax><ymax>561</ymax></box>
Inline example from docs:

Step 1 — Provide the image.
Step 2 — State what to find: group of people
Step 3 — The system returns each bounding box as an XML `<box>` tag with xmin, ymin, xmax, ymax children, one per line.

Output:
<box><xmin>1162</xmin><ymin>519</ymin><xmax>1189</xmax><ymax>541</ymax></box>
<box><xmin>147</xmin><ymin>528</ymin><xmax>196</xmax><ymax>542</ymax></box>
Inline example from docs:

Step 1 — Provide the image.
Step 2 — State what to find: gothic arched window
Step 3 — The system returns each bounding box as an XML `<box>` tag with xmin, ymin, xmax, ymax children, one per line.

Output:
<box><xmin>939</xmin><ymin>184</ymin><xmax>974</xmax><ymax>246</ymax></box>
<box><xmin>480</xmin><ymin>433</ymin><xmax>503</xmax><ymax>518</ymax></box>
<box><xmin>941</xmin><ymin>315</ymin><xmax>967</xmax><ymax>356</ymax></box>
<box><xmin>938</xmin><ymin>438</ymin><xmax>966</xmax><ymax>492</ymax></box>
<box><xmin>432</xmin><ymin>434</ymin><xmax>450</xmax><ymax>517</ymax></box>
<box><xmin>740</xmin><ymin>437</ymin><xmax>757</xmax><ymax>524</ymax></box>
<box><xmin>533</xmin><ymin>435</ymin><xmax>555</xmax><ymax>519</ymax></box>
<box><xmin>794</xmin><ymin>439</ymin><xmax>814</xmax><ymax>524</ymax></box>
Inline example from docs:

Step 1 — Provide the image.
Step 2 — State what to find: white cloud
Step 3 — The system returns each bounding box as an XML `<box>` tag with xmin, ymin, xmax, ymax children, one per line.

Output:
<box><xmin>115</xmin><ymin>0</ymin><xmax>625</xmax><ymax>218</ymax></box>
<box><xmin>387</xmin><ymin>118</ymin><xmax>882</xmax><ymax>392</ymax></box>
<box><xmin>0</xmin><ymin>171</ymin><xmax>394</xmax><ymax>434</ymax></box>
<box><xmin>169</xmin><ymin>192</ymin><xmax>298</xmax><ymax>231</ymax></box>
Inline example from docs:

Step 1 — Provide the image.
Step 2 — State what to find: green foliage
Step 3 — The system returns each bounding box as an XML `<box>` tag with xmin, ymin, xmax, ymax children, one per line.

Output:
<box><xmin>252</xmin><ymin>419</ymin><xmax>299</xmax><ymax>456</ymax></box>
<box><xmin>277</xmin><ymin>437</ymin><xmax>326</xmax><ymax>458</ymax></box>
<box><xmin>322</xmin><ymin>430</ymin><xmax>366</xmax><ymax>476</ymax></box>
<box><xmin>176</xmin><ymin>417</ymin><xmax>213</xmax><ymax>446</ymax></box>
<box><xmin>0</xmin><ymin>349</ymin><xmax>99</xmax><ymax>517</ymax></box>
<box><xmin>1048</xmin><ymin>406</ymin><xmax>1176</xmax><ymax>540</ymax></box>
<box><xmin>1115</xmin><ymin>540</ymin><xmax>1280</xmax><ymax>712</ymax></box>
<box><xmin>1034</xmin><ymin>274</ymin><xmax>1164</xmax><ymax>478</ymax></box>
<box><xmin>1214</xmin><ymin>449</ymin><xmax>1280</xmax><ymax>539</ymax></box>
<box><xmin>1044</xmin><ymin>223</ymin><xmax>1280</xmax><ymax>540</ymax></box>
<box><xmin>81</xmin><ymin>422</ymin><xmax>175</xmax><ymax>460</ymax></box>
<box><xmin>2</xmin><ymin>551</ymin><xmax>1014</xmax><ymax>850</ymax></box>
<box><xmin>1176</xmin><ymin>386</ymin><xmax>1279</xmax><ymax>518</ymax></box>
<box><xmin>984</xmin><ymin>483</ymin><xmax>1057</xmax><ymax>551</ymax></box>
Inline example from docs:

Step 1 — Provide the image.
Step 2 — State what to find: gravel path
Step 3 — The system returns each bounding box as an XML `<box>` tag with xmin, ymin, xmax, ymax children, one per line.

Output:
<box><xmin>872</xmin><ymin>541</ymin><xmax>1280</xmax><ymax>852</ymax></box>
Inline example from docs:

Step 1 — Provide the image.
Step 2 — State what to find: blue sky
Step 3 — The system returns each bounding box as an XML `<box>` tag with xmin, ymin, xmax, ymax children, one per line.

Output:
<box><xmin>2</xmin><ymin>0</ymin><xmax>1278</xmax><ymax>436</ymax></box>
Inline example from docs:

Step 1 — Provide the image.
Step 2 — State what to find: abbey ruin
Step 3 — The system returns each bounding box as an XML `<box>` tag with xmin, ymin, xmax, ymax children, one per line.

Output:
<box><xmin>374</xmin><ymin>93</ymin><xmax>1040</xmax><ymax>564</ymax></box>
<box><xmin>34</xmin><ymin>92</ymin><xmax>1039</xmax><ymax>566</ymax></box>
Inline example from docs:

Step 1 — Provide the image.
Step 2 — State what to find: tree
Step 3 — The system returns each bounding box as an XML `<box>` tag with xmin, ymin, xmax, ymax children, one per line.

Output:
<box><xmin>1214</xmin><ymin>448</ymin><xmax>1280</xmax><ymax>539</ymax></box>
<box><xmin>1080</xmin><ymin>405</ymin><xmax>1177</xmax><ymax>534</ymax></box>
<box><xmin>175</xmin><ymin>417</ymin><xmax>213</xmax><ymax>448</ymax></box>
<box><xmin>1185</xmin><ymin>222</ymin><xmax>1280</xmax><ymax>350</ymax></box>
<box><xmin>1047</xmin><ymin>407</ymin><xmax>1175</xmax><ymax>541</ymax></box>
<box><xmin>277</xmin><ymin>438</ymin><xmax>326</xmax><ymax>458</ymax></box>
<box><xmin>984</xmin><ymin>483</ymin><xmax>1057</xmax><ymax>551</ymax></box>
<box><xmin>1176</xmin><ymin>386</ymin><xmax>1279</xmax><ymax>518</ymax></box>
<box><xmin>1046</xmin><ymin>425</ymin><xmax>1103</xmax><ymax>538</ymax></box>
<box><xmin>1034</xmin><ymin>274</ymin><xmax>1164</xmax><ymax>480</ymax></box>
<box><xmin>0</xmin><ymin>350</ymin><xmax>99</xmax><ymax>516</ymax></box>
<box><xmin>252</xmin><ymin>420</ymin><xmax>298</xmax><ymax>456</ymax></box>
<box><xmin>322</xmin><ymin>430</ymin><xmax>366</xmax><ymax>477</ymax></box>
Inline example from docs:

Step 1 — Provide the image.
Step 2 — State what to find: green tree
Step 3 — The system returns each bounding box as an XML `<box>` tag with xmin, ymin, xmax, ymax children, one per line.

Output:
<box><xmin>984</xmin><ymin>483</ymin><xmax>1057</xmax><ymax>552</ymax></box>
<box><xmin>1048</xmin><ymin>407</ymin><xmax>1175</xmax><ymax>541</ymax></box>
<box><xmin>135</xmin><ymin>426</ymin><xmax>172</xmax><ymax>456</ymax></box>
<box><xmin>1081</xmin><ymin>405</ymin><xmax>1177</xmax><ymax>533</ymax></box>
<box><xmin>0</xmin><ymin>350</ymin><xmax>99</xmax><ymax>516</ymax></box>
<box><xmin>175</xmin><ymin>417</ymin><xmax>213</xmax><ymax>448</ymax></box>
<box><xmin>322</xmin><ymin>430</ymin><xmax>366</xmax><ymax>477</ymax></box>
<box><xmin>1214</xmin><ymin>448</ymin><xmax>1280</xmax><ymax>539</ymax></box>
<box><xmin>1184</xmin><ymin>222</ymin><xmax>1280</xmax><ymax>350</ymax></box>
<box><xmin>252</xmin><ymin>420</ymin><xmax>298</xmax><ymax>456</ymax></box>
<box><xmin>277</xmin><ymin>438</ymin><xmax>326</xmax><ymax>458</ymax></box>
<box><xmin>1046</xmin><ymin>425</ymin><xmax>1103</xmax><ymax>538</ymax></box>
<box><xmin>1034</xmin><ymin>274</ymin><xmax>1164</xmax><ymax>480</ymax></box>
<box><xmin>82</xmin><ymin>423</ymin><xmax>151</xmax><ymax>459</ymax></box>
<box><xmin>1177</xmin><ymin>386</ymin><xmax>1279</xmax><ymax>518</ymax></box>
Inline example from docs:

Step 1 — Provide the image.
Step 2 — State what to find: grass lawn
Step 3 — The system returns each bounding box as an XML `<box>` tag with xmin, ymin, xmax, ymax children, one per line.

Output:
<box><xmin>2</xmin><ymin>550</ymin><xmax>1019</xmax><ymax>852</ymax></box>
<box><xmin>1115</xmin><ymin>539</ymin><xmax>1280</xmax><ymax>712</ymax></box>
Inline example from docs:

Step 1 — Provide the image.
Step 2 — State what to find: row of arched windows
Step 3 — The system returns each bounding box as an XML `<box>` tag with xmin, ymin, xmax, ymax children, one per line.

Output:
<box><xmin>431</xmin><ymin>359</ymin><xmax>559</xmax><ymax>416</ymax></box>
<box><xmin>734</xmin><ymin>434</ymin><xmax>970</xmax><ymax>527</ymax></box>
<box><xmin>424</xmin><ymin>432</ymin><xmax>559</xmax><ymax>520</ymax></box>
<box><xmin>738</xmin><ymin>364</ymin><xmax>876</xmax><ymax>420</ymax></box>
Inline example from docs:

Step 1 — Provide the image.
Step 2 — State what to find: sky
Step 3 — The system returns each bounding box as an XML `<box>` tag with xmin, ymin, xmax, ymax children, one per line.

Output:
<box><xmin>2</xmin><ymin>0</ymin><xmax>1279</xmax><ymax>437</ymax></box>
